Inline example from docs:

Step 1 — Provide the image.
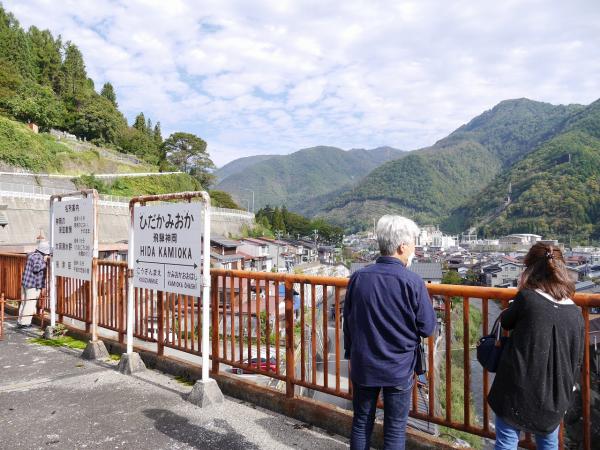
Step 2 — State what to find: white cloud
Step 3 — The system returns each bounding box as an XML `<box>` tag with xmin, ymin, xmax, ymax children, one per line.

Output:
<box><xmin>4</xmin><ymin>0</ymin><xmax>600</xmax><ymax>166</ymax></box>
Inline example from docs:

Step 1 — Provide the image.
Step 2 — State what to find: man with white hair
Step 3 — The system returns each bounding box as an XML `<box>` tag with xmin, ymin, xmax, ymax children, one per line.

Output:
<box><xmin>343</xmin><ymin>215</ymin><xmax>436</xmax><ymax>449</ymax></box>
<box><xmin>18</xmin><ymin>240</ymin><xmax>50</xmax><ymax>328</ymax></box>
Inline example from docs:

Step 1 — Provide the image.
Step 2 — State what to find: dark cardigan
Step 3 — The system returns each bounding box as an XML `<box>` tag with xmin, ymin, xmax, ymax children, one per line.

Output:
<box><xmin>487</xmin><ymin>289</ymin><xmax>584</xmax><ymax>434</ymax></box>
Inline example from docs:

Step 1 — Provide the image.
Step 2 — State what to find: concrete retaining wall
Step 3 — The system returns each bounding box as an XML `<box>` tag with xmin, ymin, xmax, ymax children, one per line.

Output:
<box><xmin>0</xmin><ymin>194</ymin><xmax>254</xmax><ymax>244</ymax></box>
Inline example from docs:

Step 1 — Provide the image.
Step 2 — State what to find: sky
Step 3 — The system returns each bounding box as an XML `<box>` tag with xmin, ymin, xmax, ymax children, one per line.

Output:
<box><xmin>5</xmin><ymin>0</ymin><xmax>600</xmax><ymax>166</ymax></box>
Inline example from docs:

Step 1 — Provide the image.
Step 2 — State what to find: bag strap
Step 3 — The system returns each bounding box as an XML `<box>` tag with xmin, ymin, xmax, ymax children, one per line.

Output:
<box><xmin>490</xmin><ymin>309</ymin><xmax>506</xmax><ymax>344</ymax></box>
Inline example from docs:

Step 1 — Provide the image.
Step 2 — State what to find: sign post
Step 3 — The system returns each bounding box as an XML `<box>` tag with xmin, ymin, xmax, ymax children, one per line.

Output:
<box><xmin>120</xmin><ymin>191</ymin><xmax>222</xmax><ymax>406</ymax></box>
<box><xmin>45</xmin><ymin>190</ymin><xmax>107</xmax><ymax>359</ymax></box>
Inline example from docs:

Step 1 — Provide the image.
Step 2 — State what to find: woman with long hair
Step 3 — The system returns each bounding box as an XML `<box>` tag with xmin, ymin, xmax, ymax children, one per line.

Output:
<box><xmin>488</xmin><ymin>242</ymin><xmax>584</xmax><ymax>450</ymax></box>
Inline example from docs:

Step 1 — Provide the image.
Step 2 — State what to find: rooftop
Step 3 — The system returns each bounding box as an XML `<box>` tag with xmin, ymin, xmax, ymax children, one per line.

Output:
<box><xmin>211</xmin><ymin>235</ymin><xmax>241</xmax><ymax>248</ymax></box>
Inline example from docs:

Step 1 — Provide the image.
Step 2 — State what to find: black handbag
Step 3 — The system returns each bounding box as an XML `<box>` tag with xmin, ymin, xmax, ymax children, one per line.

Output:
<box><xmin>415</xmin><ymin>339</ymin><xmax>427</xmax><ymax>375</ymax></box>
<box><xmin>476</xmin><ymin>313</ymin><xmax>509</xmax><ymax>373</ymax></box>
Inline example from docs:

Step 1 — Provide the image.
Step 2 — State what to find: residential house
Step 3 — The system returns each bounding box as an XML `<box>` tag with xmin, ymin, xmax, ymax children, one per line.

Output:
<box><xmin>481</xmin><ymin>259</ymin><xmax>524</xmax><ymax>287</ymax></box>
<box><xmin>238</xmin><ymin>238</ymin><xmax>273</xmax><ymax>272</ymax></box>
<box><xmin>409</xmin><ymin>262</ymin><xmax>443</xmax><ymax>284</ymax></box>
<box><xmin>250</xmin><ymin>237</ymin><xmax>297</xmax><ymax>272</ymax></box>
<box><xmin>209</xmin><ymin>235</ymin><xmax>244</xmax><ymax>270</ymax></box>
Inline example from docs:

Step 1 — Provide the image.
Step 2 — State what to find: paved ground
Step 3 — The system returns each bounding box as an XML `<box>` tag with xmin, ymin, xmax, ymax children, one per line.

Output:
<box><xmin>0</xmin><ymin>323</ymin><xmax>350</xmax><ymax>450</ymax></box>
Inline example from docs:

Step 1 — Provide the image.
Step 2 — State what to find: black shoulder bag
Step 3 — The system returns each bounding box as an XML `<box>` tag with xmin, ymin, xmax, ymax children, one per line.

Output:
<box><xmin>476</xmin><ymin>313</ymin><xmax>509</xmax><ymax>373</ymax></box>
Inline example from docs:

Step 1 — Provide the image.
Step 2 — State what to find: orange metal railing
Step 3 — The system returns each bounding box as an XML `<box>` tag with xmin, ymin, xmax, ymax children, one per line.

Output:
<box><xmin>0</xmin><ymin>254</ymin><xmax>598</xmax><ymax>449</ymax></box>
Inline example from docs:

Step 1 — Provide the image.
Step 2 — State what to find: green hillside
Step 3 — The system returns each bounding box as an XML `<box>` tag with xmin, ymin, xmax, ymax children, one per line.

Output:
<box><xmin>445</xmin><ymin>99</ymin><xmax>600</xmax><ymax>243</ymax></box>
<box><xmin>0</xmin><ymin>4</ymin><xmax>231</xmax><ymax>207</ymax></box>
<box><xmin>0</xmin><ymin>115</ymin><xmax>155</xmax><ymax>173</ymax></box>
<box><xmin>216</xmin><ymin>154</ymin><xmax>279</xmax><ymax>182</ymax></box>
<box><xmin>215</xmin><ymin>145</ymin><xmax>404</xmax><ymax>213</ymax></box>
<box><xmin>318</xmin><ymin>99</ymin><xmax>581</xmax><ymax>230</ymax></box>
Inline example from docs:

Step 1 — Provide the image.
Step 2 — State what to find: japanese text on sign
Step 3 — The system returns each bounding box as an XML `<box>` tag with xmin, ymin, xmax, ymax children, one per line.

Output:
<box><xmin>132</xmin><ymin>202</ymin><xmax>203</xmax><ymax>297</ymax></box>
<box><xmin>53</xmin><ymin>198</ymin><xmax>95</xmax><ymax>281</ymax></box>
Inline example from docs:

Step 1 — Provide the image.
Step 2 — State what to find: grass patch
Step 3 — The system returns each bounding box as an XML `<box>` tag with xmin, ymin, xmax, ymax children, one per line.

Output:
<box><xmin>27</xmin><ymin>336</ymin><xmax>87</xmax><ymax>350</ymax></box>
<box><xmin>174</xmin><ymin>375</ymin><xmax>195</xmax><ymax>386</ymax></box>
<box><xmin>108</xmin><ymin>353</ymin><xmax>121</xmax><ymax>361</ymax></box>
<box><xmin>0</xmin><ymin>116</ymin><xmax>66</xmax><ymax>172</ymax></box>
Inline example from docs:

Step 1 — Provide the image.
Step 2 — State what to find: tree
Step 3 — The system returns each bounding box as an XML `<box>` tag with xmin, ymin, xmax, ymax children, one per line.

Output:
<box><xmin>27</xmin><ymin>26</ymin><xmax>62</xmax><ymax>88</ymax></box>
<box><xmin>0</xmin><ymin>57</ymin><xmax>22</xmax><ymax>109</ymax></box>
<box><xmin>272</xmin><ymin>207</ymin><xmax>286</xmax><ymax>233</ymax></box>
<box><xmin>100</xmin><ymin>82</ymin><xmax>117</xmax><ymax>106</ymax></box>
<box><xmin>153</xmin><ymin>121</ymin><xmax>163</xmax><ymax>146</ymax></box>
<box><xmin>7</xmin><ymin>82</ymin><xmax>66</xmax><ymax>129</ymax></box>
<box><xmin>0</xmin><ymin>6</ymin><xmax>34</xmax><ymax>79</ymax></box>
<box><xmin>164</xmin><ymin>132</ymin><xmax>215</xmax><ymax>186</ymax></box>
<box><xmin>117</xmin><ymin>126</ymin><xmax>161</xmax><ymax>163</ymax></box>
<box><xmin>209</xmin><ymin>190</ymin><xmax>240</xmax><ymax>209</ymax></box>
<box><xmin>73</xmin><ymin>94</ymin><xmax>126</xmax><ymax>143</ymax></box>
<box><xmin>146</xmin><ymin>117</ymin><xmax>153</xmax><ymax>136</ymax></box>
<box><xmin>441</xmin><ymin>270</ymin><xmax>463</xmax><ymax>285</ymax></box>
<box><xmin>133</xmin><ymin>112</ymin><xmax>146</xmax><ymax>132</ymax></box>
<box><xmin>58</xmin><ymin>42</ymin><xmax>87</xmax><ymax>103</ymax></box>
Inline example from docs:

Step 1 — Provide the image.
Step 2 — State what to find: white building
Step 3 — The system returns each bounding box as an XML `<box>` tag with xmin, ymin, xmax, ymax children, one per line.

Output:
<box><xmin>417</xmin><ymin>226</ymin><xmax>457</xmax><ymax>250</ymax></box>
<box><xmin>499</xmin><ymin>234</ymin><xmax>541</xmax><ymax>246</ymax></box>
<box><xmin>238</xmin><ymin>238</ymin><xmax>273</xmax><ymax>272</ymax></box>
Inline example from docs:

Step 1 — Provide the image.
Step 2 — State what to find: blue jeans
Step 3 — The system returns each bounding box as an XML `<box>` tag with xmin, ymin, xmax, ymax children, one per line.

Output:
<box><xmin>495</xmin><ymin>415</ymin><xmax>559</xmax><ymax>450</ymax></box>
<box><xmin>350</xmin><ymin>379</ymin><xmax>412</xmax><ymax>450</ymax></box>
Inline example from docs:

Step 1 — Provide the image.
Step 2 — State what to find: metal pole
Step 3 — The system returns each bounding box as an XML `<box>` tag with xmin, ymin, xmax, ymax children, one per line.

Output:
<box><xmin>126</xmin><ymin>202</ymin><xmax>135</xmax><ymax>354</ymax></box>
<box><xmin>201</xmin><ymin>192</ymin><xmax>211</xmax><ymax>382</ymax></box>
<box><xmin>49</xmin><ymin>198</ymin><xmax>57</xmax><ymax>328</ymax></box>
<box><xmin>91</xmin><ymin>191</ymin><xmax>99</xmax><ymax>342</ymax></box>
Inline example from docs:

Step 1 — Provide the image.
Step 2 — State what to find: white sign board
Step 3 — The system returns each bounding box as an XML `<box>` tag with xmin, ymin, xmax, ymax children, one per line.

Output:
<box><xmin>53</xmin><ymin>198</ymin><xmax>94</xmax><ymax>281</ymax></box>
<box><xmin>133</xmin><ymin>202</ymin><xmax>203</xmax><ymax>296</ymax></box>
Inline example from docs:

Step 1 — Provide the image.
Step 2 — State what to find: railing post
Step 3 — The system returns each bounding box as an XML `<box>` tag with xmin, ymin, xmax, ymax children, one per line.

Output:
<box><xmin>211</xmin><ymin>273</ymin><xmax>220</xmax><ymax>375</ymax></box>
<box><xmin>582</xmin><ymin>307</ymin><xmax>591</xmax><ymax>450</ymax></box>
<box><xmin>57</xmin><ymin>277</ymin><xmax>63</xmax><ymax>324</ymax></box>
<box><xmin>285</xmin><ymin>279</ymin><xmax>295</xmax><ymax>398</ymax></box>
<box><xmin>1</xmin><ymin>293</ymin><xmax>4</xmax><ymax>340</ymax></box>
<box><xmin>118</xmin><ymin>266</ymin><xmax>125</xmax><ymax>343</ymax></box>
<box><xmin>85</xmin><ymin>278</ymin><xmax>92</xmax><ymax>333</ymax></box>
<box><xmin>157</xmin><ymin>290</ymin><xmax>164</xmax><ymax>356</ymax></box>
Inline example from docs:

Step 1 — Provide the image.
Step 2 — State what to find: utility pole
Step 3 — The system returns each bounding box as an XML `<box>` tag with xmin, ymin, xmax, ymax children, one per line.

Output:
<box><xmin>313</xmin><ymin>229</ymin><xmax>318</xmax><ymax>263</ymax></box>
<box><xmin>275</xmin><ymin>229</ymin><xmax>282</xmax><ymax>271</ymax></box>
<box><xmin>242</xmin><ymin>188</ymin><xmax>255</xmax><ymax>213</ymax></box>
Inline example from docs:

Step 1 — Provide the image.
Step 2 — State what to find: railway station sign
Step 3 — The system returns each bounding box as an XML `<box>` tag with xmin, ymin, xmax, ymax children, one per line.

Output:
<box><xmin>53</xmin><ymin>197</ymin><xmax>94</xmax><ymax>281</ymax></box>
<box><xmin>132</xmin><ymin>202</ymin><xmax>203</xmax><ymax>297</ymax></box>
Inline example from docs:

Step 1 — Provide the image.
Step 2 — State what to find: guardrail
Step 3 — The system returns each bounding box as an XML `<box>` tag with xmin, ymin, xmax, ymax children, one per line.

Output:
<box><xmin>0</xmin><ymin>254</ymin><xmax>597</xmax><ymax>449</ymax></box>
<box><xmin>0</xmin><ymin>184</ymin><xmax>255</xmax><ymax>219</ymax></box>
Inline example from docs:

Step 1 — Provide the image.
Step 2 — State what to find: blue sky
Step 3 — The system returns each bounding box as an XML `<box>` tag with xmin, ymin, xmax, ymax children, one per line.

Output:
<box><xmin>5</xmin><ymin>0</ymin><xmax>600</xmax><ymax>166</ymax></box>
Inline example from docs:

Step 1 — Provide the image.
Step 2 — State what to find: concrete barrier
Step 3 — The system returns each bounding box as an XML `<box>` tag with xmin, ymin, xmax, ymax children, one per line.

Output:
<box><xmin>0</xmin><ymin>192</ymin><xmax>254</xmax><ymax>244</ymax></box>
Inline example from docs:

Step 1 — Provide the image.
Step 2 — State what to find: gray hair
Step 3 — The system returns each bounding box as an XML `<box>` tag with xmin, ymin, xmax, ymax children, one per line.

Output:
<box><xmin>376</xmin><ymin>215</ymin><xmax>420</xmax><ymax>256</ymax></box>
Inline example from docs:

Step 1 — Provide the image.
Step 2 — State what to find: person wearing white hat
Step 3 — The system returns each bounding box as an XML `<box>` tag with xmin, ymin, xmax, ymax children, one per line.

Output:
<box><xmin>18</xmin><ymin>240</ymin><xmax>50</xmax><ymax>328</ymax></box>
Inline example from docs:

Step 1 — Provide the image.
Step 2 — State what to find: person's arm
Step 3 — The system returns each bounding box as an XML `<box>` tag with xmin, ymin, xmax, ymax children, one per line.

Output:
<box><xmin>343</xmin><ymin>276</ymin><xmax>355</xmax><ymax>359</ymax></box>
<box><xmin>500</xmin><ymin>291</ymin><xmax>523</xmax><ymax>330</ymax></box>
<box><xmin>415</xmin><ymin>280</ymin><xmax>436</xmax><ymax>338</ymax></box>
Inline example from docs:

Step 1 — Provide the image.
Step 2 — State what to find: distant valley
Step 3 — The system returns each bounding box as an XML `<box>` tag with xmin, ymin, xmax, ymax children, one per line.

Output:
<box><xmin>217</xmin><ymin>98</ymin><xmax>600</xmax><ymax>244</ymax></box>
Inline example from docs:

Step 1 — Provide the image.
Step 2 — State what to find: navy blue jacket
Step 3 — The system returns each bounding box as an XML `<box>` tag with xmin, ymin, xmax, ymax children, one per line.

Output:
<box><xmin>343</xmin><ymin>256</ymin><xmax>437</xmax><ymax>386</ymax></box>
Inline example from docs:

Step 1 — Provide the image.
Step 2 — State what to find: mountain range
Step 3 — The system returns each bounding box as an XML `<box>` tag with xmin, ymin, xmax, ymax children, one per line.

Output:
<box><xmin>217</xmin><ymin>97</ymin><xmax>600</xmax><ymax>243</ymax></box>
<box><xmin>216</xmin><ymin>146</ymin><xmax>404</xmax><ymax>214</ymax></box>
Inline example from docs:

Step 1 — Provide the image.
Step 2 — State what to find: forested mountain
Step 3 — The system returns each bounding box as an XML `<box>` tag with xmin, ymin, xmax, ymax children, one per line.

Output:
<box><xmin>215</xmin><ymin>145</ymin><xmax>404</xmax><ymax>213</ymax></box>
<box><xmin>0</xmin><ymin>4</ymin><xmax>237</xmax><ymax>208</ymax></box>
<box><xmin>216</xmin><ymin>154</ymin><xmax>279</xmax><ymax>182</ymax></box>
<box><xmin>318</xmin><ymin>99</ymin><xmax>583</xmax><ymax>231</ymax></box>
<box><xmin>445</xmin><ymin>99</ymin><xmax>600</xmax><ymax>243</ymax></box>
